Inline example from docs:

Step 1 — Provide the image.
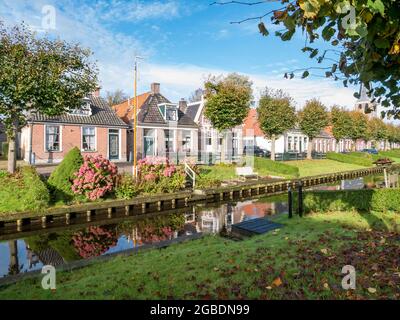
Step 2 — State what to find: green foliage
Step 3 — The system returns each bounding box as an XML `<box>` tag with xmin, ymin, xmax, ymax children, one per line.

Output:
<box><xmin>327</xmin><ymin>152</ymin><xmax>373</xmax><ymax>167</ymax></box>
<box><xmin>379</xmin><ymin>149</ymin><xmax>400</xmax><ymax>158</ymax></box>
<box><xmin>248</xmin><ymin>0</ymin><xmax>400</xmax><ymax>117</ymax></box>
<box><xmin>0</xmin><ymin>22</ymin><xmax>98</xmax><ymax>172</ymax></box>
<box><xmin>300</xmin><ymin>188</ymin><xmax>400</xmax><ymax>214</ymax></box>
<box><xmin>47</xmin><ymin>147</ymin><xmax>83</xmax><ymax>203</ymax></box>
<box><xmin>330</xmin><ymin>106</ymin><xmax>352</xmax><ymax>142</ymax></box>
<box><xmin>115</xmin><ymin>174</ymin><xmax>140</xmax><ymax>199</ymax></box>
<box><xmin>257</xmin><ymin>88</ymin><xmax>297</xmax><ymax>138</ymax></box>
<box><xmin>254</xmin><ymin>157</ymin><xmax>300</xmax><ymax>178</ymax></box>
<box><xmin>348</xmin><ymin>111</ymin><xmax>368</xmax><ymax>142</ymax></box>
<box><xmin>1</xmin><ymin>142</ymin><xmax>8</xmax><ymax>159</ymax></box>
<box><xmin>299</xmin><ymin>99</ymin><xmax>329</xmax><ymax>140</ymax></box>
<box><xmin>349</xmin><ymin>152</ymin><xmax>381</xmax><ymax>162</ymax></box>
<box><xmin>367</xmin><ymin>117</ymin><xmax>388</xmax><ymax>142</ymax></box>
<box><xmin>0</xmin><ymin>166</ymin><xmax>50</xmax><ymax>213</ymax></box>
<box><xmin>196</xmin><ymin>175</ymin><xmax>222</xmax><ymax>189</ymax></box>
<box><xmin>204</xmin><ymin>73</ymin><xmax>252</xmax><ymax>131</ymax></box>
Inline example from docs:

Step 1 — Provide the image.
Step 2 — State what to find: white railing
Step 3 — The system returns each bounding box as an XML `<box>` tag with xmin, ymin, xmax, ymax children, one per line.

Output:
<box><xmin>184</xmin><ymin>162</ymin><xmax>196</xmax><ymax>190</ymax></box>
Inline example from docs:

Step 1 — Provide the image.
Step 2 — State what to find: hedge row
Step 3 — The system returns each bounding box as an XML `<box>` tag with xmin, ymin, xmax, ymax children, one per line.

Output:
<box><xmin>254</xmin><ymin>157</ymin><xmax>300</xmax><ymax>178</ymax></box>
<box><xmin>326</xmin><ymin>152</ymin><xmax>373</xmax><ymax>167</ymax></box>
<box><xmin>297</xmin><ymin>188</ymin><xmax>400</xmax><ymax>214</ymax></box>
<box><xmin>379</xmin><ymin>149</ymin><xmax>400</xmax><ymax>159</ymax></box>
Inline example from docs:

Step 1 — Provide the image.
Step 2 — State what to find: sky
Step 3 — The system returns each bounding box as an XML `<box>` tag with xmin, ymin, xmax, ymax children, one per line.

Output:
<box><xmin>1</xmin><ymin>0</ymin><xmax>363</xmax><ymax>110</ymax></box>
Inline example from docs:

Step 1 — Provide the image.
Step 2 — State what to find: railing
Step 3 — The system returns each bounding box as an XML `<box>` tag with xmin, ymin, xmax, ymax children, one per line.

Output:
<box><xmin>184</xmin><ymin>162</ymin><xmax>196</xmax><ymax>190</ymax></box>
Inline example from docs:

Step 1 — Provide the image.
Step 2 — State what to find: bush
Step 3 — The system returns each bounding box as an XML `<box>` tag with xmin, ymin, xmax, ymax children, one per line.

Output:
<box><xmin>379</xmin><ymin>150</ymin><xmax>400</xmax><ymax>158</ymax></box>
<box><xmin>0</xmin><ymin>166</ymin><xmax>50</xmax><ymax>213</ymax></box>
<box><xmin>327</xmin><ymin>152</ymin><xmax>373</xmax><ymax>167</ymax></box>
<box><xmin>72</xmin><ymin>155</ymin><xmax>118</xmax><ymax>201</ymax></box>
<box><xmin>254</xmin><ymin>157</ymin><xmax>300</xmax><ymax>178</ymax></box>
<box><xmin>1</xmin><ymin>142</ymin><xmax>8</xmax><ymax>159</ymax></box>
<box><xmin>196</xmin><ymin>176</ymin><xmax>222</xmax><ymax>189</ymax></box>
<box><xmin>298</xmin><ymin>188</ymin><xmax>400</xmax><ymax>214</ymax></box>
<box><xmin>47</xmin><ymin>147</ymin><xmax>83</xmax><ymax>203</ymax></box>
<box><xmin>115</xmin><ymin>174</ymin><xmax>141</xmax><ymax>199</ymax></box>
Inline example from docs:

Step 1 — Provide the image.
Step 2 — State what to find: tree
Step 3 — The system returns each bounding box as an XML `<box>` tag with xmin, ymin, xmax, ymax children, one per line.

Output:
<box><xmin>348</xmin><ymin>111</ymin><xmax>368</xmax><ymax>150</ymax></box>
<box><xmin>214</xmin><ymin>0</ymin><xmax>400</xmax><ymax>118</ymax></box>
<box><xmin>367</xmin><ymin>117</ymin><xmax>388</xmax><ymax>150</ymax></box>
<box><xmin>105</xmin><ymin>89</ymin><xmax>128</xmax><ymax>106</ymax></box>
<box><xmin>298</xmin><ymin>99</ymin><xmax>329</xmax><ymax>159</ymax></box>
<box><xmin>0</xmin><ymin>22</ymin><xmax>98</xmax><ymax>173</ymax></box>
<box><xmin>188</xmin><ymin>88</ymin><xmax>204</xmax><ymax>103</ymax></box>
<box><xmin>257</xmin><ymin>88</ymin><xmax>297</xmax><ymax>161</ymax></box>
<box><xmin>330</xmin><ymin>106</ymin><xmax>352</xmax><ymax>152</ymax></box>
<box><xmin>204</xmin><ymin>73</ymin><xmax>252</xmax><ymax>162</ymax></box>
<box><xmin>387</xmin><ymin>124</ymin><xmax>400</xmax><ymax>149</ymax></box>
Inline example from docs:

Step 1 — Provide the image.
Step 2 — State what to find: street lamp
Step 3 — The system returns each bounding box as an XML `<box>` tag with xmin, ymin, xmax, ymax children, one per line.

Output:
<box><xmin>133</xmin><ymin>55</ymin><xmax>143</xmax><ymax>177</ymax></box>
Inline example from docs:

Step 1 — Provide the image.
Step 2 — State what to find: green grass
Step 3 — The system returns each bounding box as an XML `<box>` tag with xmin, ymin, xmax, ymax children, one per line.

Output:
<box><xmin>198</xmin><ymin>164</ymin><xmax>237</xmax><ymax>181</ymax></box>
<box><xmin>1</xmin><ymin>210</ymin><xmax>399</xmax><ymax>300</ymax></box>
<box><xmin>284</xmin><ymin>159</ymin><xmax>366</xmax><ymax>177</ymax></box>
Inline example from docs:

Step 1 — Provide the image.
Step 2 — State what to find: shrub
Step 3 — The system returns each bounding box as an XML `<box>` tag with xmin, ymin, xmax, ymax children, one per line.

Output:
<box><xmin>196</xmin><ymin>176</ymin><xmax>222</xmax><ymax>189</ymax></box>
<box><xmin>115</xmin><ymin>174</ymin><xmax>140</xmax><ymax>199</ymax></box>
<box><xmin>327</xmin><ymin>152</ymin><xmax>373</xmax><ymax>167</ymax></box>
<box><xmin>379</xmin><ymin>150</ymin><xmax>400</xmax><ymax>158</ymax></box>
<box><xmin>72</xmin><ymin>226</ymin><xmax>117</xmax><ymax>258</ymax></box>
<box><xmin>297</xmin><ymin>188</ymin><xmax>400</xmax><ymax>214</ymax></box>
<box><xmin>47</xmin><ymin>147</ymin><xmax>83</xmax><ymax>203</ymax></box>
<box><xmin>254</xmin><ymin>157</ymin><xmax>300</xmax><ymax>178</ymax></box>
<box><xmin>72</xmin><ymin>155</ymin><xmax>118</xmax><ymax>201</ymax></box>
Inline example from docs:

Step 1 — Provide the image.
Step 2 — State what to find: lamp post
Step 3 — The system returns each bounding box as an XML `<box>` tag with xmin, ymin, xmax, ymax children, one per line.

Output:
<box><xmin>133</xmin><ymin>56</ymin><xmax>143</xmax><ymax>177</ymax></box>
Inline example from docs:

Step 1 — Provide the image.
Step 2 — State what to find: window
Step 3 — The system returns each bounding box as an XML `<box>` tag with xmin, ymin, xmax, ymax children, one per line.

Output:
<box><xmin>144</xmin><ymin>129</ymin><xmax>155</xmax><ymax>157</ymax></box>
<box><xmin>164</xmin><ymin>130</ymin><xmax>174</xmax><ymax>152</ymax></box>
<box><xmin>82</xmin><ymin>127</ymin><xmax>96</xmax><ymax>151</ymax></box>
<box><xmin>206</xmin><ymin>131</ymin><xmax>212</xmax><ymax>146</ymax></box>
<box><xmin>294</xmin><ymin>137</ymin><xmax>298</xmax><ymax>152</ymax></box>
<box><xmin>182</xmin><ymin>131</ymin><xmax>191</xmax><ymax>152</ymax></box>
<box><xmin>46</xmin><ymin>126</ymin><xmax>60</xmax><ymax>152</ymax></box>
<box><xmin>166</xmin><ymin>107</ymin><xmax>177</xmax><ymax>121</ymax></box>
<box><xmin>287</xmin><ymin>137</ymin><xmax>292</xmax><ymax>151</ymax></box>
<box><xmin>68</xmin><ymin>98</ymin><xmax>92</xmax><ymax>116</ymax></box>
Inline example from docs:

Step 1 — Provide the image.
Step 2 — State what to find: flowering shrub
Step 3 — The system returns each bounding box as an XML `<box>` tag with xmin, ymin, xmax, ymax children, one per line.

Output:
<box><xmin>72</xmin><ymin>226</ymin><xmax>117</xmax><ymax>258</ymax></box>
<box><xmin>72</xmin><ymin>155</ymin><xmax>118</xmax><ymax>201</ymax></box>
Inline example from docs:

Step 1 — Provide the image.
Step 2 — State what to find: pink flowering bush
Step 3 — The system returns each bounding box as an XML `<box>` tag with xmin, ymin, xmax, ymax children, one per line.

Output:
<box><xmin>72</xmin><ymin>155</ymin><xmax>118</xmax><ymax>201</ymax></box>
<box><xmin>72</xmin><ymin>226</ymin><xmax>117</xmax><ymax>258</ymax></box>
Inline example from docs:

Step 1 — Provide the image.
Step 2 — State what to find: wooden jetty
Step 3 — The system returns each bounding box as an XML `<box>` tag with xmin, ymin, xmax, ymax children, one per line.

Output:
<box><xmin>0</xmin><ymin>164</ymin><xmax>398</xmax><ymax>230</ymax></box>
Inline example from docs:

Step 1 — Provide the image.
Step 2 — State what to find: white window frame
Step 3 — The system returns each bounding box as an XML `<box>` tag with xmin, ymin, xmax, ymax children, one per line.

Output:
<box><xmin>81</xmin><ymin>126</ymin><xmax>97</xmax><ymax>152</ymax></box>
<box><xmin>44</xmin><ymin>125</ymin><xmax>62</xmax><ymax>153</ymax></box>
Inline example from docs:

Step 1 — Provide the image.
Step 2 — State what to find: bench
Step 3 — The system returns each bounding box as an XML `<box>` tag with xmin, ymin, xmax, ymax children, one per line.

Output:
<box><xmin>236</xmin><ymin>166</ymin><xmax>259</xmax><ymax>181</ymax></box>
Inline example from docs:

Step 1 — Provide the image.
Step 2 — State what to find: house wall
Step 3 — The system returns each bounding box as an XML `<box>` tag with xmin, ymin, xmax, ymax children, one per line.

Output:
<box><xmin>24</xmin><ymin>123</ymin><xmax>127</xmax><ymax>164</ymax></box>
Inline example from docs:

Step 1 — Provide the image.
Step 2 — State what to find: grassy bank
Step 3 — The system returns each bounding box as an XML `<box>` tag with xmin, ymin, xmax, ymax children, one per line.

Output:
<box><xmin>284</xmin><ymin>159</ymin><xmax>366</xmax><ymax>177</ymax></box>
<box><xmin>1</xmin><ymin>210</ymin><xmax>399</xmax><ymax>300</ymax></box>
<box><xmin>326</xmin><ymin>152</ymin><xmax>374</xmax><ymax>167</ymax></box>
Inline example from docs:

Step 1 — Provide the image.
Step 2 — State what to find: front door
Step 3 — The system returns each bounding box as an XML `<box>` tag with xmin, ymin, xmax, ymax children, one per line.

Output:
<box><xmin>109</xmin><ymin>129</ymin><xmax>119</xmax><ymax>160</ymax></box>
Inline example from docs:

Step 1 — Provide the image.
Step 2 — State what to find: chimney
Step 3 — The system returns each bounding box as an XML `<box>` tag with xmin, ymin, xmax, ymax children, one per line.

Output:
<box><xmin>151</xmin><ymin>83</ymin><xmax>160</xmax><ymax>94</ymax></box>
<box><xmin>92</xmin><ymin>87</ymin><xmax>101</xmax><ymax>98</ymax></box>
<box><xmin>179</xmin><ymin>98</ymin><xmax>187</xmax><ymax>113</ymax></box>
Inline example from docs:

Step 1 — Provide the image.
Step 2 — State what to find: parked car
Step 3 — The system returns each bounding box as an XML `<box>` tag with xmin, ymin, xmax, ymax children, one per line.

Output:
<box><xmin>243</xmin><ymin>146</ymin><xmax>270</xmax><ymax>158</ymax></box>
<box><xmin>362</xmin><ymin>148</ymin><xmax>379</xmax><ymax>155</ymax></box>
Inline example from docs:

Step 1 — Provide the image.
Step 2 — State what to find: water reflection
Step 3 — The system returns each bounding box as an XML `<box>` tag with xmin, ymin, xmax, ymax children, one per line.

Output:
<box><xmin>0</xmin><ymin>197</ymin><xmax>288</xmax><ymax>278</ymax></box>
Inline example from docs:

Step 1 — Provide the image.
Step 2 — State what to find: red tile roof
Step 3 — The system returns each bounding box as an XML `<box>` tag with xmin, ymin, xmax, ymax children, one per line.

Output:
<box><xmin>243</xmin><ymin>109</ymin><xmax>264</xmax><ymax>137</ymax></box>
<box><xmin>112</xmin><ymin>92</ymin><xmax>151</xmax><ymax>124</ymax></box>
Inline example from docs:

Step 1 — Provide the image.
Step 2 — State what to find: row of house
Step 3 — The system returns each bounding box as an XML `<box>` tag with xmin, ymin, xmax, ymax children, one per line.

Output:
<box><xmin>4</xmin><ymin>82</ymin><xmax>395</xmax><ymax>166</ymax></box>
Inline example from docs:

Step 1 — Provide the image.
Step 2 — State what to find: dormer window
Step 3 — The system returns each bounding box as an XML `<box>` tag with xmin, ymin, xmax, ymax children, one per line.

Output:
<box><xmin>158</xmin><ymin>103</ymin><xmax>178</xmax><ymax>122</ymax></box>
<box><xmin>68</xmin><ymin>97</ymin><xmax>92</xmax><ymax>116</ymax></box>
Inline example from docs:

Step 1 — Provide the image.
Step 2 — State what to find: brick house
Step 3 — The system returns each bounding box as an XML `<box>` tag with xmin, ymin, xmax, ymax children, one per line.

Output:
<box><xmin>113</xmin><ymin>83</ymin><xmax>198</xmax><ymax>162</ymax></box>
<box><xmin>19</xmin><ymin>91</ymin><xmax>129</xmax><ymax>164</ymax></box>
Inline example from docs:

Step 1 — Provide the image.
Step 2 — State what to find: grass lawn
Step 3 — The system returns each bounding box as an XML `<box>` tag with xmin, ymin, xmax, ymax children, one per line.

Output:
<box><xmin>1</xmin><ymin>210</ymin><xmax>399</xmax><ymax>300</ymax></box>
<box><xmin>285</xmin><ymin>159</ymin><xmax>367</xmax><ymax>177</ymax></box>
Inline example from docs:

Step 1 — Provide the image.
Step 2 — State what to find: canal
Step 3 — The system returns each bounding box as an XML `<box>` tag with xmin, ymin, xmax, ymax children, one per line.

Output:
<box><xmin>0</xmin><ymin>175</ymin><xmax>384</xmax><ymax>279</ymax></box>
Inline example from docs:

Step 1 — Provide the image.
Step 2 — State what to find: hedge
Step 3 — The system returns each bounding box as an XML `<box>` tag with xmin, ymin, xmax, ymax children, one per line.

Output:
<box><xmin>254</xmin><ymin>157</ymin><xmax>300</xmax><ymax>178</ymax></box>
<box><xmin>0</xmin><ymin>166</ymin><xmax>50</xmax><ymax>213</ymax></box>
<box><xmin>296</xmin><ymin>188</ymin><xmax>400</xmax><ymax>214</ymax></box>
<box><xmin>326</xmin><ymin>152</ymin><xmax>373</xmax><ymax>167</ymax></box>
<box><xmin>379</xmin><ymin>150</ymin><xmax>400</xmax><ymax>159</ymax></box>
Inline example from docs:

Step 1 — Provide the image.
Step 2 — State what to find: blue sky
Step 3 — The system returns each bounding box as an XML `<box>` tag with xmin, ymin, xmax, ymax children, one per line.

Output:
<box><xmin>1</xmin><ymin>0</ymin><xmax>361</xmax><ymax>109</ymax></box>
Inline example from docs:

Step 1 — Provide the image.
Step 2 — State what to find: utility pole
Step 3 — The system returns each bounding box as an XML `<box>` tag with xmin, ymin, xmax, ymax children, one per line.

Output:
<box><xmin>133</xmin><ymin>56</ymin><xmax>143</xmax><ymax>177</ymax></box>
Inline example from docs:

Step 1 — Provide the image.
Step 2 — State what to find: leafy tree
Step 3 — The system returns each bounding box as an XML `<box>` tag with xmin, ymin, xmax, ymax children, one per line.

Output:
<box><xmin>330</xmin><ymin>106</ymin><xmax>352</xmax><ymax>151</ymax></box>
<box><xmin>367</xmin><ymin>117</ymin><xmax>388</xmax><ymax>149</ymax></box>
<box><xmin>0</xmin><ymin>22</ymin><xmax>98</xmax><ymax>173</ymax></box>
<box><xmin>105</xmin><ymin>89</ymin><xmax>128</xmax><ymax>106</ymax></box>
<box><xmin>47</xmin><ymin>147</ymin><xmax>83</xmax><ymax>203</ymax></box>
<box><xmin>348</xmin><ymin>111</ymin><xmax>368</xmax><ymax>150</ymax></box>
<box><xmin>204</xmin><ymin>73</ymin><xmax>252</xmax><ymax>162</ymax></box>
<box><xmin>215</xmin><ymin>0</ymin><xmax>400</xmax><ymax>118</ymax></box>
<box><xmin>257</xmin><ymin>88</ymin><xmax>297</xmax><ymax>161</ymax></box>
<box><xmin>387</xmin><ymin>124</ymin><xmax>400</xmax><ymax>149</ymax></box>
<box><xmin>298</xmin><ymin>99</ymin><xmax>329</xmax><ymax>159</ymax></box>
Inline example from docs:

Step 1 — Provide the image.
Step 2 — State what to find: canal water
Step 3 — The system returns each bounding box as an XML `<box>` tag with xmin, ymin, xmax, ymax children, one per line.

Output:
<box><xmin>0</xmin><ymin>175</ymin><xmax>384</xmax><ymax>279</ymax></box>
